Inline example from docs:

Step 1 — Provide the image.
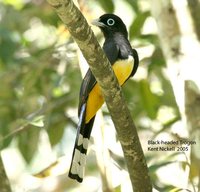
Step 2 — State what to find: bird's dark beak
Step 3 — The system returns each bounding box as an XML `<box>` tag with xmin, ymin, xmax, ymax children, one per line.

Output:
<box><xmin>91</xmin><ymin>19</ymin><xmax>105</xmax><ymax>27</ymax></box>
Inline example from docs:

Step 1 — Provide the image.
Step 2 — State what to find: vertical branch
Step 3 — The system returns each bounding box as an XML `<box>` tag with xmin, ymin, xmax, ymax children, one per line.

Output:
<box><xmin>47</xmin><ymin>0</ymin><xmax>152</xmax><ymax>191</ymax></box>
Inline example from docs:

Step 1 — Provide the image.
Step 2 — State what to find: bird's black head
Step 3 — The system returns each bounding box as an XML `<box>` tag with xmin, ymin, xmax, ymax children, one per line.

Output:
<box><xmin>92</xmin><ymin>14</ymin><xmax>128</xmax><ymax>39</ymax></box>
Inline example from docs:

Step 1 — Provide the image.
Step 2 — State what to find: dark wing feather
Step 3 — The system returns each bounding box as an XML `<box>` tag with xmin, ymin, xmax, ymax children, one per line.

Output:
<box><xmin>103</xmin><ymin>38</ymin><xmax>120</xmax><ymax>65</ymax></box>
<box><xmin>78</xmin><ymin>40</ymin><xmax>119</xmax><ymax>115</ymax></box>
<box><xmin>130</xmin><ymin>48</ymin><xmax>139</xmax><ymax>77</ymax></box>
<box><xmin>78</xmin><ymin>69</ymin><xmax>96</xmax><ymax>116</ymax></box>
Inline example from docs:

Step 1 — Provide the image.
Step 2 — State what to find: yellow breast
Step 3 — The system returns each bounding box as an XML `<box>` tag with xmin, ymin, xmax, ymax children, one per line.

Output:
<box><xmin>85</xmin><ymin>57</ymin><xmax>134</xmax><ymax>123</ymax></box>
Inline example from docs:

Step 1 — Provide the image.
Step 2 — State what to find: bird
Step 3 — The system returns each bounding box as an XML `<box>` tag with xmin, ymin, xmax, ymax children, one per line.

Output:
<box><xmin>68</xmin><ymin>13</ymin><xmax>139</xmax><ymax>183</ymax></box>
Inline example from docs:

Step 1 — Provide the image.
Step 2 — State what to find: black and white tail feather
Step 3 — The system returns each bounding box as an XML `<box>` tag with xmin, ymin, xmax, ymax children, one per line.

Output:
<box><xmin>68</xmin><ymin>103</ymin><xmax>95</xmax><ymax>182</ymax></box>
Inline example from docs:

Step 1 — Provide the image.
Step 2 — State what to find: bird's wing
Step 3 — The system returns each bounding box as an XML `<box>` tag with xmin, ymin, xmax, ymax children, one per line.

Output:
<box><xmin>78</xmin><ymin>42</ymin><xmax>119</xmax><ymax>115</ymax></box>
<box><xmin>78</xmin><ymin>69</ymin><xmax>96</xmax><ymax>116</ymax></box>
<box><xmin>130</xmin><ymin>48</ymin><xmax>139</xmax><ymax>77</ymax></box>
<box><xmin>103</xmin><ymin>38</ymin><xmax>120</xmax><ymax>65</ymax></box>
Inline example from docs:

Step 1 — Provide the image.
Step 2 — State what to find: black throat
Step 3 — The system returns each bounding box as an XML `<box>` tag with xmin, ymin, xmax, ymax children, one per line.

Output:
<box><xmin>103</xmin><ymin>32</ymin><xmax>133</xmax><ymax>64</ymax></box>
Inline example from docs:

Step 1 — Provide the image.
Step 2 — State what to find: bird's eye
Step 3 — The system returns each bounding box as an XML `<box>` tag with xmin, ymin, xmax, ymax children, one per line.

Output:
<box><xmin>107</xmin><ymin>18</ymin><xmax>115</xmax><ymax>26</ymax></box>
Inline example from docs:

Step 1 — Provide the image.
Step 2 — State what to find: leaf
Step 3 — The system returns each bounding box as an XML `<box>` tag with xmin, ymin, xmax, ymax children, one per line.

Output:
<box><xmin>28</xmin><ymin>115</ymin><xmax>45</xmax><ymax>127</ymax></box>
<box><xmin>149</xmin><ymin>47</ymin><xmax>166</xmax><ymax>72</ymax></box>
<box><xmin>149</xmin><ymin>161</ymin><xmax>174</xmax><ymax>173</ymax></box>
<box><xmin>169</xmin><ymin>188</ymin><xmax>192</xmax><ymax>192</ymax></box>
<box><xmin>34</xmin><ymin>156</ymin><xmax>69</xmax><ymax>178</ymax></box>
<box><xmin>34</xmin><ymin>160</ymin><xmax>60</xmax><ymax>178</ymax></box>
<box><xmin>0</xmin><ymin>28</ymin><xmax>20</xmax><ymax>64</ymax></box>
<box><xmin>47</xmin><ymin>116</ymin><xmax>65</xmax><ymax>146</ymax></box>
<box><xmin>125</xmin><ymin>0</ymin><xmax>139</xmax><ymax>13</ymax></box>
<box><xmin>18</xmin><ymin>125</ymin><xmax>40</xmax><ymax>163</ymax></box>
<box><xmin>139</xmin><ymin>79</ymin><xmax>159</xmax><ymax>119</ymax></box>
<box><xmin>98</xmin><ymin>0</ymin><xmax>114</xmax><ymax>13</ymax></box>
<box><xmin>122</xmin><ymin>80</ymin><xmax>144</xmax><ymax>121</ymax></box>
<box><xmin>136</xmin><ymin>34</ymin><xmax>159</xmax><ymax>45</ymax></box>
<box><xmin>130</xmin><ymin>11</ymin><xmax>150</xmax><ymax>39</ymax></box>
<box><xmin>0</xmin><ymin>131</ymin><xmax>12</xmax><ymax>150</ymax></box>
<box><xmin>157</xmin><ymin>70</ymin><xmax>179</xmax><ymax>110</ymax></box>
<box><xmin>114</xmin><ymin>185</ymin><xmax>121</xmax><ymax>192</ymax></box>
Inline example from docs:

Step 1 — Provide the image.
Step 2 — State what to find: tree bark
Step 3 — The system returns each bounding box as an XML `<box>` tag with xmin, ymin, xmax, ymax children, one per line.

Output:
<box><xmin>0</xmin><ymin>154</ymin><xmax>12</xmax><ymax>192</ymax></box>
<box><xmin>46</xmin><ymin>0</ymin><xmax>152</xmax><ymax>191</ymax></box>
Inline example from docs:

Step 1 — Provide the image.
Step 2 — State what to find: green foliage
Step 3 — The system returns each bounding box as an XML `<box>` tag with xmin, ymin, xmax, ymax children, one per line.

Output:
<box><xmin>0</xmin><ymin>1</ymin><xmax>80</xmax><ymax>161</ymax></box>
<box><xmin>130</xmin><ymin>11</ymin><xmax>150</xmax><ymax>39</ymax></box>
<box><xmin>125</xmin><ymin>0</ymin><xmax>139</xmax><ymax>13</ymax></box>
<box><xmin>139</xmin><ymin>79</ymin><xmax>159</xmax><ymax>119</ymax></box>
<box><xmin>0</xmin><ymin>0</ymin><xmax>195</xmax><ymax>191</ymax></box>
<box><xmin>114</xmin><ymin>185</ymin><xmax>121</xmax><ymax>192</ymax></box>
<box><xmin>18</xmin><ymin>125</ymin><xmax>40</xmax><ymax>162</ymax></box>
<box><xmin>97</xmin><ymin>0</ymin><xmax>114</xmax><ymax>13</ymax></box>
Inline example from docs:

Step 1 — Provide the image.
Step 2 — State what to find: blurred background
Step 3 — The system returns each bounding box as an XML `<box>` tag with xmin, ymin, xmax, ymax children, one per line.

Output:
<box><xmin>0</xmin><ymin>0</ymin><xmax>200</xmax><ymax>191</ymax></box>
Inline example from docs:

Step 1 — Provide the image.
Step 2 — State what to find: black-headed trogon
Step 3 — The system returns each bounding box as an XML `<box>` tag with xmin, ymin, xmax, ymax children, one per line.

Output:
<box><xmin>68</xmin><ymin>14</ymin><xmax>139</xmax><ymax>183</ymax></box>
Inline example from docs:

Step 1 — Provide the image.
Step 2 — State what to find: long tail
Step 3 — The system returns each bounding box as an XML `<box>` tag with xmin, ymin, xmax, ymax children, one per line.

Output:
<box><xmin>68</xmin><ymin>103</ymin><xmax>95</xmax><ymax>182</ymax></box>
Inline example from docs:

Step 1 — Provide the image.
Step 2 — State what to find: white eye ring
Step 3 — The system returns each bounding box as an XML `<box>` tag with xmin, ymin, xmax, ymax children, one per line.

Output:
<box><xmin>107</xmin><ymin>18</ymin><xmax>115</xmax><ymax>26</ymax></box>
